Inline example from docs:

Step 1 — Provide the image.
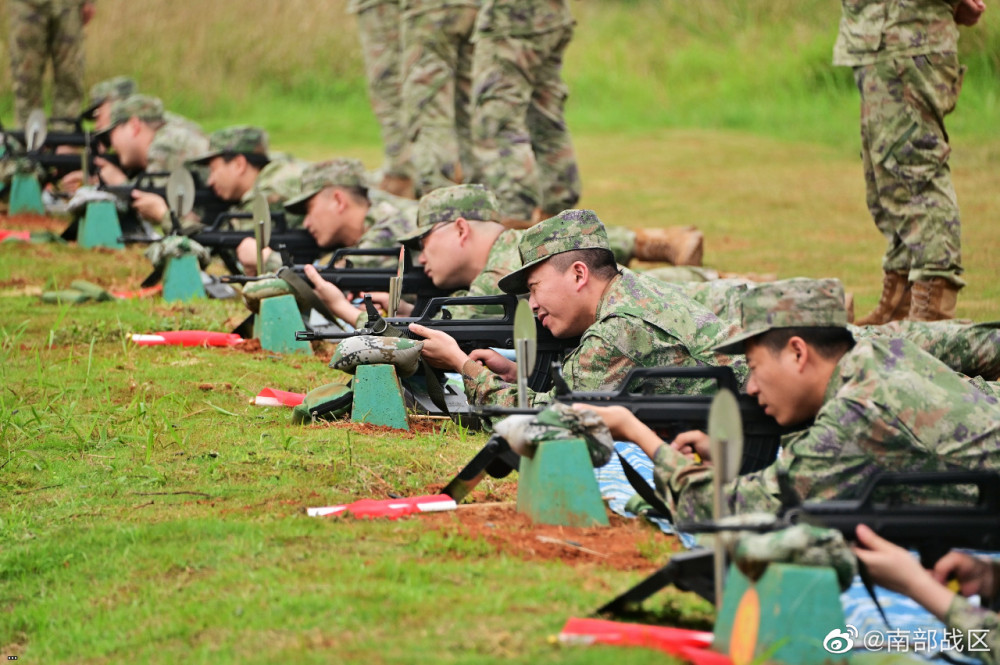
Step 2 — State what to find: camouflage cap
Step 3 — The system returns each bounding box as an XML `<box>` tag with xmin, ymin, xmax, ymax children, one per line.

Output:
<box><xmin>95</xmin><ymin>94</ymin><xmax>164</xmax><ymax>139</ymax></box>
<box><xmin>84</xmin><ymin>76</ymin><xmax>137</xmax><ymax>117</ymax></box>
<box><xmin>496</xmin><ymin>209</ymin><xmax>610</xmax><ymax>295</ymax></box>
<box><xmin>398</xmin><ymin>184</ymin><xmax>502</xmax><ymax>248</ymax></box>
<box><xmin>284</xmin><ymin>158</ymin><xmax>367</xmax><ymax>215</ymax></box>
<box><xmin>713</xmin><ymin>278</ymin><xmax>848</xmax><ymax>355</ymax></box>
<box><xmin>189</xmin><ymin>125</ymin><xmax>269</xmax><ymax>165</ymax></box>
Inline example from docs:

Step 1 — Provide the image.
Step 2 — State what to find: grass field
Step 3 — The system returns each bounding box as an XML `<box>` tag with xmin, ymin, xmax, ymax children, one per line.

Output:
<box><xmin>3</xmin><ymin>1</ymin><xmax>1000</xmax><ymax>662</ymax></box>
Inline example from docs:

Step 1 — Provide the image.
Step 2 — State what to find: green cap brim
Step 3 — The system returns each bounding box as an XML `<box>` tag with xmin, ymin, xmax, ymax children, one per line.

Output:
<box><xmin>397</xmin><ymin>226</ymin><xmax>434</xmax><ymax>249</ymax></box>
<box><xmin>496</xmin><ymin>255</ymin><xmax>550</xmax><ymax>295</ymax></box>
<box><xmin>188</xmin><ymin>149</ymin><xmax>224</xmax><ymax>166</ymax></box>
<box><xmin>711</xmin><ymin>326</ymin><xmax>769</xmax><ymax>355</ymax></box>
<box><xmin>283</xmin><ymin>187</ymin><xmax>323</xmax><ymax>215</ymax></box>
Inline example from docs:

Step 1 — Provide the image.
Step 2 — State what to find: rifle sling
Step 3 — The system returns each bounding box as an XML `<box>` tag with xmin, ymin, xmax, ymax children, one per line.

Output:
<box><xmin>617</xmin><ymin>451</ymin><xmax>674</xmax><ymax>521</ymax></box>
<box><xmin>277</xmin><ymin>267</ymin><xmax>339</xmax><ymax>325</ymax></box>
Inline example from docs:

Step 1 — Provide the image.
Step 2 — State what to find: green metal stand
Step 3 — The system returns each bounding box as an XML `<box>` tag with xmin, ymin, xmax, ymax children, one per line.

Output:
<box><xmin>77</xmin><ymin>201</ymin><xmax>124</xmax><ymax>249</ymax></box>
<box><xmin>9</xmin><ymin>173</ymin><xmax>45</xmax><ymax>215</ymax></box>
<box><xmin>253</xmin><ymin>294</ymin><xmax>312</xmax><ymax>354</ymax></box>
<box><xmin>713</xmin><ymin>563</ymin><xmax>847</xmax><ymax>664</ymax></box>
<box><xmin>351</xmin><ymin>364</ymin><xmax>410</xmax><ymax>431</ymax></box>
<box><xmin>161</xmin><ymin>254</ymin><xmax>206</xmax><ymax>303</ymax></box>
<box><xmin>517</xmin><ymin>438</ymin><xmax>609</xmax><ymax>527</ymax></box>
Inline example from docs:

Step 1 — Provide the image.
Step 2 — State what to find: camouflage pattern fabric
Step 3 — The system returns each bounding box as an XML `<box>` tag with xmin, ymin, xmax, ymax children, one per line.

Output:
<box><xmin>399</xmin><ymin>183</ymin><xmax>502</xmax><ymax>246</ymax></box>
<box><xmin>444</xmin><ymin>226</ymin><xmax>521</xmax><ymax>319</ymax></box>
<box><xmin>291</xmin><ymin>382</ymin><xmax>354</xmax><ymax>424</ymax></box>
<box><xmin>836</xmin><ymin>1</ymin><xmax>966</xmax><ymax>286</ymax></box>
<box><xmin>329</xmin><ymin>335</ymin><xmax>424</xmax><ymax>378</ymax></box>
<box><xmin>189</xmin><ymin>125</ymin><xmax>268</xmax><ymax>164</ymax></box>
<box><xmin>241</xmin><ymin>277</ymin><xmax>293</xmax><ymax>314</ymax></box>
<box><xmin>944</xmin><ymin>588</ymin><xmax>1000</xmax><ymax>664</ymax></box>
<box><xmin>727</xmin><ymin>521</ymin><xmax>858</xmax><ymax>592</ymax></box>
<box><xmin>229</xmin><ymin>157</ymin><xmax>309</xmax><ymax>230</ymax></box>
<box><xmin>144</xmin><ymin>236</ymin><xmax>211</xmax><ymax>272</ymax></box>
<box><xmin>87</xmin><ymin>76</ymin><xmax>136</xmax><ymax>108</ymax></box>
<box><xmin>657</xmin><ymin>337</ymin><xmax>1000</xmax><ymax>522</ymax></box>
<box><xmin>471</xmin><ymin>0</ymin><xmax>580</xmax><ymax>219</ymax></box>
<box><xmin>714</xmin><ymin>277</ymin><xmax>848</xmax><ymax>354</ymax></box>
<box><xmin>9</xmin><ymin>0</ymin><xmax>86</xmax><ymax>131</ymax></box>
<box><xmin>351</xmin><ymin>198</ymin><xmax>421</xmax><ymax>268</ymax></box>
<box><xmin>400</xmin><ymin>2</ymin><xmax>479</xmax><ymax>195</ymax></box>
<box><xmin>41</xmin><ymin>279</ymin><xmax>112</xmax><ymax>304</ymax></box>
<box><xmin>350</xmin><ymin>0</ymin><xmax>410</xmax><ymax>178</ymax></box>
<box><xmin>463</xmin><ymin>268</ymin><xmax>747</xmax><ymax>408</ymax></box>
<box><xmin>497</xmin><ymin>209</ymin><xmax>612</xmax><ymax>294</ymax></box>
<box><xmin>492</xmin><ymin>402</ymin><xmax>614</xmax><ymax>467</ymax></box>
<box><xmin>65</xmin><ymin>185</ymin><xmax>117</xmax><ymax>214</ymax></box>
<box><xmin>146</xmin><ymin>120</ymin><xmax>210</xmax><ymax>179</ymax></box>
<box><xmin>284</xmin><ymin>158</ymin><xmax>369</xmax><ymax>214</ymax></box>
<box><xmin>853</xmin><ymin>319</ymin><xmax>1000</xmax><ymax>382</ymax></box>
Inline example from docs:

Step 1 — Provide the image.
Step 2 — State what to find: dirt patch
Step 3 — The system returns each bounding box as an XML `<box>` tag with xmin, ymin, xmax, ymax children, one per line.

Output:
<box><xmin>424</xmin><ymin>504</ymin><xmax>680</xmax><ymax>572</ymax></box>
<box><xmin>233</xmin><ymin>338</ymin><xmax>263</xmax><ymax>354</ymax></box>
<box><xmin>0</xmin><ymin>212</ymin><xmax>68</xmax><ymax>232</ymax></box>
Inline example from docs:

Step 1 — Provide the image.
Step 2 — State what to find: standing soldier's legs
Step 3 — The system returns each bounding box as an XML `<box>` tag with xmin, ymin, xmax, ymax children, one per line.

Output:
<box><xmin>401</xmin><ymin>6</ymin><xmax>477</xmax><ymax>196</ymax></box>
<box><xmin>471</xmin><ymin>33</ymin><xmax>541</xmax><ymax>221</ymax></box>
<box><xmin>454</xmin><ymin>24</ymin><xmax>475</xmax><ymax>185</ymax></box>
<box><xmin>859</xmin><ymin>56</ymin><xmax>964</xmax><ymax>322</ymax></box>
<box><xmin>49</xmin><ymin>0</ymin><xmax>85</xmax><ymax>130</ymax></box>
<box><xmin>528</xmin><ymin>25</ymin><xmax>580</xmax><ymax>216</ymax></box>
<box><xmin>356</xmin><ymin>2</ymin><xmax>412</xmax><ymax>195</ymax></box>
<box><xmin>9</xmin><ymin>0</ymin><xmax>49</xmax><ymax>127</ymax></box>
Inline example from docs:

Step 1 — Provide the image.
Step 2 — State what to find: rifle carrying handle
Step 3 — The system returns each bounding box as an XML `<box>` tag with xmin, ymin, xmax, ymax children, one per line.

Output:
<box><xmin>416</xmin><ymin>294</ymin><xmax>518</xmax><ymax>322</ymax></box>
<box><xmin>614</xmin><ymin>365</ymin><xmax>740</xmax><ymax>396</ymax></box>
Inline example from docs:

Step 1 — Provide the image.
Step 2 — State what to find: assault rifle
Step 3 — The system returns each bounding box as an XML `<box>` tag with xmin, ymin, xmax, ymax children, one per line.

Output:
<box><xmin>297</xmin><ymin>292</ymin><xmax>577</xmax><ymax>394</ymax></box>
<box><xmin>449</xmin><ymin>366</ymin><xmax>789</xmax><ymax>492</ymax></box>
<box><xmin>1</xmin><ymin>120</ymin><xmax>123</xmax><ymax>187</ymax></box>
<box><xmin>599</xmin><ymin>469</ymin><xmax>1000</xmax><ymax>613</ymax></box>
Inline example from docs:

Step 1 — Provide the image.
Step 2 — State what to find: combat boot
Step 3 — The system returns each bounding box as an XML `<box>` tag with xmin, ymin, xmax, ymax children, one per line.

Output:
<box><xmin>632</xmin><ymin>226</ymin><xmax>704</xmax><ymax>266</ymax></box>
<box><xmin>854</xmin><ymin>271</ymin><xmax>910</xmax><ymax>326</ymax></box>
<box><xmin>908</xmin><ymin>277</ymin><xmax>960</xmax><ymax>322</ymax></box>
<box><xmin>379</xmin><ymin>174</ymin><xmax>416</xmax><ymax>200</ymax></box>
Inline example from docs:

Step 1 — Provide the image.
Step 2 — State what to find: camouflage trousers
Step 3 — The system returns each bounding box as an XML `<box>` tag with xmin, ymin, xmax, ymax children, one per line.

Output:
<box><xmin>401</xmin><ymin>5</ymin><xmax>477</xmax><ymax>196</ymax></box>
<box><xmin>853</xmin><ymin>319</ymin><xmax>1000</xmax><ymax>382</ymax></box>
<box><xmin>855</xmin><ymin>54</ymin><xmax>965</xmax><ymax>286</ymax></box>
<box><xmin>9</xmin><ymin>0</ymin><xmax>85</xmax><ymax>131</ymax></box>
<box><xmin>471</xmin><ymin>25</ymin><xmax>580</xmax><ymax>220</ymax></box>
<box><xmin>355</xmin><ymin>1</ymin><xmax>410</xmax><ymax>179</ymax></box>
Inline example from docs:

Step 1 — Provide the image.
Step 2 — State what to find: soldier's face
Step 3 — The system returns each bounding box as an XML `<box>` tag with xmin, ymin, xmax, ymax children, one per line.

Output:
<box><xmin>526</xmin><ymin>261</ymin><xmax>591</xmax><ymax>338</ymax></box>
<box><xmin>417</xmin><ymin>220</ymin><xmax>463</xmax><ymax>289</ymax></box>
<box><xmin>93</xmin><ymin>102</ymin><xmax>112</xmax><ymax>131</ymax></box>
<box><xmin>303</xmin><ymin>190</ymin><xmax>344</xmax><ymax>249</ymax></box>
<box><xmin>207</xmin><ymin>156</ymin><xmax>242</xmax><ymax>202</ymax></box>
<box><xmin>108</xmin><ymin>120</ymin><xmax>142</xmax><ymax>169</ymax></box>
<box><xmin>745</xmin><ymin>340</ymin><xmax>811</xmax><ymax>426</ymax></box>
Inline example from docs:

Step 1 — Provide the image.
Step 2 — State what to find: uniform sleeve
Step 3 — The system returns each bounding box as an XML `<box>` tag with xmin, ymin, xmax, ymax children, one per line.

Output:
<box><xmin>944</xmin><ymin>595</ymin><xmax>1000</xmax><ymax>664</ymax></box>
<box><xmin>658</xmin><ymin>397</ymin><xmax>877</xmax><ymax>522</ymax></box>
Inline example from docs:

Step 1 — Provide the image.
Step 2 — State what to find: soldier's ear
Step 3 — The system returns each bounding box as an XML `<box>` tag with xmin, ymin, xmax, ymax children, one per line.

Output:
<box><xmin>787</xmin><ymin>337</ymin><xmax>810</xmax><ymax>371</ymax></box>
<box><xmin>454</xmin><ymin>218</ymin><xmax>471</xmax><ymax>243</ymax></box>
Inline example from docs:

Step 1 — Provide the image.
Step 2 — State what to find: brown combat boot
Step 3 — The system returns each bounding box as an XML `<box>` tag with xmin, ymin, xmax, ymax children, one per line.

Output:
<box><xmin>908</xmin><ymin>277</ymin><xmax>960</xmax><ymax>322</ymax></box>
<box><xmin>379</xmin><ymin>174</ymin><xmax>416</xmax><ymax>200</ymax></box>
<box><xmin>854</xmin><ymin>271</ymin><xmax>911</xmax><ymax>326</ymax></box>
<box><xmin>632</xmin><ymin>226</ymin><xmax>704</xmax><ymax>266</ymax></box>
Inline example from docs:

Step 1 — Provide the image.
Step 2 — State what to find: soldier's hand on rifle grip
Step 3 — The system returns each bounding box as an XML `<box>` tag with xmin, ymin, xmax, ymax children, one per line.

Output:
<box><xmin>933</xmin><ymin>551</ymin><xmax>997</xmax><ymax>599</ymax></box>
<box><xmin>469</xmin><ymin>349</ymin><xmax>516</xmax><ymax>382</ymax></box>
<box><xmin>303</xmin><ymin>264</ymin><xmax>361</xmax><ymax>324</ymax></box>
<box><xmin>408</xmin><ymin>323</ymin><xmax>468</xmax><ymax>372</ymax></box>
<box><xmin>236</xmin><ymin>238</ymin><xmax>273</xmax><ymax>277</ymax></box>
<box><xmin>671</xmin><ymin>430</ymin><xmax>711</xmax><ymax>463</ymax></box>
<box><xmin>131</xmin><ymin>191</ymin><xmax>169</xmax><ymax>224</ymax></box>
<box><xmin>94</xmin><ymin>156</ymin><xmax>127</xmax><ymax>186</ymax></box>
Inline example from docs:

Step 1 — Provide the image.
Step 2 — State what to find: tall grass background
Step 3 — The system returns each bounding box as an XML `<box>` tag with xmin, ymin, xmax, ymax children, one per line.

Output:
<box><xmin>2</xmin><ymin>0</ymin><xmax>998</xmax><ymax>153</ymax></box>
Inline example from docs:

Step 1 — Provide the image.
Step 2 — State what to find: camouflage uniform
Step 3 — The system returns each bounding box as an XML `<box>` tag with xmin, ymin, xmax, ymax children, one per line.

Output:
<box><xmin>348</xmin><ymin>0</ymin><xmax>409</xmax><ymax>179</ymax></box>
<box><xmin>462</xmin><ymin>210</ymin><xmax>747</xmax><ymax>407</ymax></box>
<box><xmin>400</xmin><ymin>0</ymin><xmax>480</xmax><ymax>195</ymax></box>
<box><xmin>98</xmin><ymin>95</ymin><xmax>209</xmax><ymax>233</ymax></box>
<box><xmin>285</xmin><ymin>159</ymin><xmax>419</xmax><ymax>270</ymax></box>
<box><xmin>471</xmin><ymin>0</ymin><xmax>580</xmax><ymax>219</ymax></box>
<box><xmin>190</xmin><ymin>125</ymin><xmax>307</xmax><ymax>229</ymax></box>
<box><xmin>944</xmin><ymin>587</ymin><xmax>1000</xmax><ymax>664</ymax></box>
<box><xmin>9</xmin><ymin>0</ymin><xmax>87</xmax><ymax>131</ymax></box>
<box><xmin>658</xmin><ymin>279</ymin><xmax>1000</xmax><ymax>522</ymax></box>
<box><xmin>835</xmin><ymin>0</ymin><xmax>966</xmax><ymax>286</ymax></box>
